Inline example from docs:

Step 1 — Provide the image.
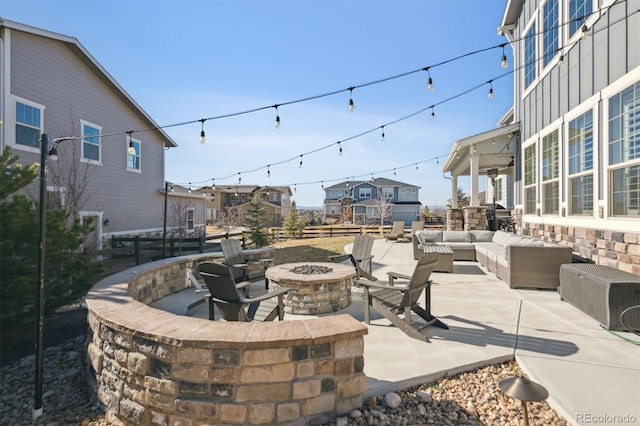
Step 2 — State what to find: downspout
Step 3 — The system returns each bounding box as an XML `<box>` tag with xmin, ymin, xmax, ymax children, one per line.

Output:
<box><xmin>443</xmin><ymin>172</ymin><xmax>454</xmax><ymax>231</ymax></box>
<box><xmin>0</xmin><ymin>36</ymin><xmax>4</xmax><ymax>152</ymax></box>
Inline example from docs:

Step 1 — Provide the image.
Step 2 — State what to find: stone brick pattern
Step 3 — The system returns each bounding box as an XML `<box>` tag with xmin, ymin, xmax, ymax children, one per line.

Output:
<box><xmin>85</xmin><ymin>253</ymin><xmax>368</xmax><ymax>425</ymax></box>
<box><xmin>512</xmin><ymin>209</ymin><xmax>640</xmax><ymax>275</ymax></box>
<box><xmin>447</xmin><ymin>208</ymin><xmax>464</xmax><ymax>231</ymax></box>
<box><xmin>463</xmin><ymin>207</ymin><xmax>488</xmax><ymax>231</ymax></box>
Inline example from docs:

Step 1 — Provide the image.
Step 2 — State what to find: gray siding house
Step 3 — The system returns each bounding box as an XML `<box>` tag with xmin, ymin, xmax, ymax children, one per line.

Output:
<box><xmin>445</xmin><ymin>0</ymin><xmax>639</xmax><ymax>274</ymax></box>
<box><xmin>0</xmin><ymin>19</ymin><xmax>179</xmax><ymax>252</ymax></box>
<box><xmin>324</xmin><ymin>178</ymin><xmax>422</xmax><ymax>225</ymax></box>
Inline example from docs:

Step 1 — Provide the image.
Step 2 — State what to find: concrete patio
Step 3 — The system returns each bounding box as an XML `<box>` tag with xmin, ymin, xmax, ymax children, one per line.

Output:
<box><xmin>154</xmin><ymin>239</ymin><xmax>640</xmax><ymax>426</ymax></box>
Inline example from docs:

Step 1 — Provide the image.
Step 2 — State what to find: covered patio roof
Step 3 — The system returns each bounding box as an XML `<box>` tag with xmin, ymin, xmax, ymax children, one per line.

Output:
<box><xmin>442</xmin><ymin>122</ymin><xmax>520</xmax><ymax>208</ymax></box>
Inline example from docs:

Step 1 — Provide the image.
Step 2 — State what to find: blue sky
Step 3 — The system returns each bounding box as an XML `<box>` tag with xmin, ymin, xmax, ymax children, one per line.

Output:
<box><xmin>3</xmin><ymin>0</ymin><xmax>513</xmax><ymax>208</ymax></box>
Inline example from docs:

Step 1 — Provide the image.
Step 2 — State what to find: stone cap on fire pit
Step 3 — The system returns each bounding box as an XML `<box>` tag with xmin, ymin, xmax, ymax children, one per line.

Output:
<box><xmin>266</xmin><ymin>262</ymin><xmax>356</xmax><ymax>284</ymax></box>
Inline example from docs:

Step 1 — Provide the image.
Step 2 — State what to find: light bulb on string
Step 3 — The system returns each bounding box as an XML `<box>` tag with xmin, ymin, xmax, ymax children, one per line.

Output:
<box><xmin>581</xmin><ymin>23</ymin><xmax>590</xmax><ymax>39</ymax></box>
<box><xmin>294</xmin><ymin>184</ymin><xmax>297</xmax><ymax>193</ymax></box>
<box><xmin>487</xmin><ymin>81</ymin><xmax>494</xmax><ymax>99</ymax></box>
<box><xmin>393</xmin><ymin>169</ymin><xmax>396</xmax><ymax>176</ymax></box>
<box><xmin>199</xmin><ymin>119</ymin><xmax>207</xmax><ymax>144</ymax></box>
<box><xmin>380</xmin><ymin>126</ymin><xmax>385</xmax><ymax>141</ymax></box>
<box><xmin>348</xmin><ymin>87</ymin><xmax>355</xmax><ymax>112</ymax></box>
<box><xmin>127</xmin><ymin>131</ymin><xmax>136</xmax><ymax>155</ymax></box>
<box><xmin>430</xmin><ymin>107</ymin><xmax>435</xmax><ymax>120</ymax></box>
<box><xmin>558</xmin><ymin>53</ymin><xmax>564</xmax><ymax>67</ymax></box>
<box><xmin>274</xmin><ymin>105</ymin><xmax>281</xmax><ymax>129</ymax></box>
<box><xmin>188</xmin><ymin>183</ymin><xmax>192</xmax><ymax>194</ymax></box>
<box><xmin>212</xmin><ymin>178</ymin><xmax>216</xmax><ymax>190</ymax></box>
<box><xmin>415</xmin><ymin>163</ymin><xmax>419</xmax><ymax>171</ymax></box>
<box><xmin>321</xmin><ymin>181</ymin><xmax>324</xmax><ymax>189</ymax></box>
<box><xmin>436</xmin><ymin>157</ymin><xmax>439</xmax><ymax>165</ymax></box>
<box><xmin>338</xmin><ymin>142</ymin><xmax>342</xmax><ymax>156</ymax></box>
<box><xmin>424</xmin><ymin>67</ymin><xmax>434</xmax><ymax>91</ymax></box>
<box><xmin>267</xmin><ymin>165</ymin><xmax>271</xmax><ymax>178</ymax></box>
<box><xmin>500</xmin><ymin>44</ymin><xmax>508</xmax><ymax>69</ymax></box>
<box><xmin>299</xmin><ymin>155</ymin><xmax>303</xmax><ymax>168</ymax></box>
<box><xmin>238</xmin><ymin>173</ymin><xmax>242</xmax><ymax>184</ymax></box>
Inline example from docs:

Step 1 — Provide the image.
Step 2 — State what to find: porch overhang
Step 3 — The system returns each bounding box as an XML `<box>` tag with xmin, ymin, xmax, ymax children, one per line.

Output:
<box><xmin>442</xmin><ymin>122</ymin><xmax>520</xmax><ymax>208</ymax></box>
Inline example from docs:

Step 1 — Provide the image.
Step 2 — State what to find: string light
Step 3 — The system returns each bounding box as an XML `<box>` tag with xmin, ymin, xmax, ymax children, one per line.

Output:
<box><xmin>238</xmin><ymin>173</ymin><xmax>242</xmax><ymax>184</ymax></box>
<box><xmin>299</xmin><ymin>155</ymin><xmax>303</xmax><ymax>168</ymax></box>
<box><xmin>500</xmin><ymin>44</ymin><xmax>508</xmax><ymax>69</ymax></box>
<box><xmin>199</xmin><ymin>119</ymin><xmax>206</xmax><ymax>144</ymax></box>
<box><xmin>321</xmin><ymin>181</ymin><xmax>324</xmax><ymax>189</ymax></box>
<box><xmin>581</xmin><ymin>23</ymin><xmax>590</xmax><ymax>39</ymax></box>
<box><xmin>212</xmin><ymin>178</ymin><xmax>216</xmax><ymax>189</ymax></box>
<box><xmin>430</xmin><ymin>107</ymin><xmax>435</xmax><ymax>120</ymax></box>
<box><xmin>393</xmin><ymin>169</ymin><xmax>396</xmax><ymax>176</ymax></box>
<box><xmin>424</xmin><ymin>67</ymin><xmax>434</xmax><ymax>91</ymax></box>
<box><xmin>487</xmin><ymin>80</ymin><xmax>494</xmax><ymax>99</ymax></box>
<box><xmin>188</xmin><ymin>183</ymin><xmax>192</xmax><ymax>194</ymax></box>
<box><xmin>558</xmin><ymin>53</ymin><xmax>564</xmax><ymax>66</ymax></box>
<box><xmin>380</xmin><ymin>126</ymin><xmax>385</xmax><ymax>141</ymax></box>
<box><xmin>415</xmin><ymin>163</ymin><xmax>419</xmax><ymax>171</ymax></box>
<box><xmin>436</xmin><ymin>157</ymin><xmax>439</xmax><ymax>164</ymax></box>
<box><xmin>274</xmin><ymin>105</ymin><xmax>281</xmax><ymax>129</ymax></box>
<box><xmin>267</xmin><ymin>165</ymin><xmax>271</xmax><ymax>178</ymax></box>
<box><xmin>126</xmin><ymin>131</ymin><xmax>136</xmax><ymax>155</ymax></box>
<box><xmin>338</xmin><ymin>142</ymin><xmax>343</xmax><ymax>156</ymax></box>
<box><xmin>348</xmin><ymin>87</ymin><xmax>355</xmax><ymax>112</ymax></box>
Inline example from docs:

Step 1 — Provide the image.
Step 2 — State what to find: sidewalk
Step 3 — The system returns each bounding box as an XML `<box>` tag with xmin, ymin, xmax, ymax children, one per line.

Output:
<box><xmin>160</xmin><ymin>239</ymin><xmax>640</xmax><ymax>426</ymax></box>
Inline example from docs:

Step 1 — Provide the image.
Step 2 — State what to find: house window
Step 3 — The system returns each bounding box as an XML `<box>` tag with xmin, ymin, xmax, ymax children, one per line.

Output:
<box><xmin>568</xmin><ymin>110</ymin><xmax>594</xmax><ymax>215</ymax></box>
<box><xmin>609</xmin><ymin>81</ymin><xmax>640</xmax><ymax>216</ymax></box>
<box><xmin>127</xmin><ymin>137</ymin><xmax>141</xmax><ymax>171</ymax></box>
<box><xmin>569</xmin><ymin>0</ymin><xmax>591</xmax><ymax>37</ymax></box>
<box><xmin>524</xmin><ymin>24</ymin><xmax>536</xmax><ymax>88</ymax></box>
<box><xmin>542</xmin><ymin>130</ymin><xmax>559</xmax><ymax>214</ymax></box>
<box><xmin>15</xmin><ymin>99</ymin><xmax>43</xmax><ymax>148</ymax></box>
<box><xmin>543</xmin><ymin>0</ymin><xmax>559</xmax><ymax>67</ymax></box>
<box><xmin>524</xmin><ymin>144</ymin><xmax>537</xmax><ymax>214</ymax></box>
<box><xmin>81</xmin><ymin>121</ymin><xmax>101</xmax><ymax>163</ymax></box>
<box><xmin>495</xmin><ymin>178</ymin><xmax>503</xmax><ymax>201</ymax></box>
<box><xmin>46</xmin><ymin>186</ymin><xmax>66</xmax><ymax>210</ymax></box>
<box><xmin>382</xmin><ymin>188</ymin><xmax>394</xmax><ymax>200</ymax></box>
<box><xmin>187</xmin><ymin>208</ymin><xmax>194</xmax><ymax>231</ymax></box>
<box><xmin>359</xmin><ymin>188</ymin><xmax>372</xmax><ymax>198</ymax></box>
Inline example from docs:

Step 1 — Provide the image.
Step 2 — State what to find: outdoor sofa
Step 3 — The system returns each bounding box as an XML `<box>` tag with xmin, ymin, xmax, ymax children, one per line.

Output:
<box><xmin>415</xmin><ymin>229</ymin><xmax>573</xmax><ymax>289</ymax></box>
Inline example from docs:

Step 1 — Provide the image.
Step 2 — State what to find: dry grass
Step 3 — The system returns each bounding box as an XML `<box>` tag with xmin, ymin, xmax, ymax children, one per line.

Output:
<box><xmin>269</xmin><ymin>236</ymin><xmax>354</xmax><ymax>265</ymax></box>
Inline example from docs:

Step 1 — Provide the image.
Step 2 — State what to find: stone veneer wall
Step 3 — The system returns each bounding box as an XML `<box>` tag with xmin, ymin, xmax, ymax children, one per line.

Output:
<box><xmin>85</xmin><ymin>254</ymin><xmax>368</xmax><ymax>425</ymax></box>
<box><xmin>511</xmin><ymin>209</ymin><xmax>640</xmax><ymax>275</ymax></box>
<box><xmin>447</xmin><ymin>208</ymin><xmax>464</xmax><ymax>231</ymax></box>
<box><xmin>463</xmin><ymin>207</ymin><xmax>488</xmax><ymax>231</ymax></box>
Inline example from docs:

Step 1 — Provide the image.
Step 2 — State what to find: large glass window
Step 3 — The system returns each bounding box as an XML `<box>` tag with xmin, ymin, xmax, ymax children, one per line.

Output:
<box><xmin>187</xmin><ymin>209</ymin><xmax>195</xmax><ymax>231</ymax></box>
<box><xmin>524</xmin><ymin>24</ymin><xmax>537</xmax><ymax>88</ymax></box>
<box><xmin>15</xmin><ymin>100</ymin><xmax>42</xmax><ymax>148</ymax></box>
<box><xmin>609</xmin><ymin>81</ymin><xmax>640</xmax><ymax>216</ymax></box>
<box><xmin>127</xmin><ymin>138</ymin><xmax>141</xmax><ymax>171</ymax></box>
<box><xmin>524</xmin><ymin>144</ymin><xmax>537</xmax><ymax>214</ymax></box>
<box><xmin>542</xmin><ymin>130</ymin><xmax>559</xmax><ymax>214</ymax></box>
<box><xmin>81</xmin><ymin>122</ymin><xmax>101</xmax><ymax>163</ymax></box>
<box><xmin>543</xmin><ymin>0</ymin><xmax>559</xmax><ymax>67</ymax></box>
<box><xmin>569</xmin><ymin>0</ymin><xmax>592</xmax><ymax>37</ymax></box>
<box><xmin>568</xmin><ymin>110</ymin><xmax>594</xmax><ymax>215</ymax></box>
<box><xmin>382</xmin><ymin>187</ymin><xmax>394</xmax><ymax>200</ymax></box>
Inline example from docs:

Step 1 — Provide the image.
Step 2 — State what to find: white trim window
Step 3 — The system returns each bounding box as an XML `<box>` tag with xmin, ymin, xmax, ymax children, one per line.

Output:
<box><xmin>359</xmin><ymin>188</ymin><xmax>372</xmax><ymax>199</ymax></box>
<box><xmin>187</xmin><ymin>208</ymin><xmax>195</xmax><ymax>231</ymax></box>
<box><xmin>495</xmin><ymin>177</ymin><xmax>503</xmax><ymax>202</ymax></box>
<box><xmin>382</xmin><ymin>187</ymin><xmax>394</xmax><ymax>200</ymax></box>
<box><xmin>608</xmin><ymin>81</ymin><xmax>640</xmax><ymax>217</ymax></box>
<box><xmin>46</xmin><ymin>186</ymin><xmax>66</xmax><ymax>210</ymax></box>
<box><xmin>81</xmin><ymin>120</ymin><xmax>101</xmax><ymax>164</ymax></box>
<box><xmin>524</xmin><ymin>24</ymin><xmax>537</xmax><ymax>88</ymax></box>
<box><xmin>542</xmin><ymin>130</ymin><xmax>560</xmax><ymax>214</ymax></box>
<box><xmin>568</xmin><ymin>109</ymin><xmax>594</xmax><ymax>215</ymax></box>
<box><xmin>524</xmin><ymin>143</ymin><xmax>537</xmax><ymax>214</ymax></box>
<box><xmin>568</xmin><ymin>0</ymin><xmax>592</xmax><ymax>38</ymax></box>
<box><xmin>15</xmin><ymin>97</ymin><xmax>44</xmax><ymax>149</ymax></box>
<box><xmin>127</xmin><ymin>136</ymin><xmax>141</xmax><ymax>171</ymax></box>
<box><xmin>542</xmin><ymin>0</ymin><xmax>559</xmax><ymax>68</ymax></box>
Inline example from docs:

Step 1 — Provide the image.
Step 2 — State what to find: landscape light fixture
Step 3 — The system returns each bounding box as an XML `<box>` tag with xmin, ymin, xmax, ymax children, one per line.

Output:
<box><xmin>499</xmin><ymin>376</ymin><xmax>549</xmax><ymax>426</ymax></box>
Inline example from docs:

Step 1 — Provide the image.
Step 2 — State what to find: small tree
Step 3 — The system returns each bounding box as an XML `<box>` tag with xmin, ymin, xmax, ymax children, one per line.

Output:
<box><xmin>168</xmin><ymin>197</ymin><xmax>195</xmax><ymax>254</ymax></box>
<box><xmin>282</xmin><ymin>201</ymin><xmax>305</xmax><ymax>238</ymax></box>
<box><xmin>245</xmin><ymin>194</ymin><xmax>269</xmax><ymax>247</ymax></box>
<box><xmin>373</xmin><ymin>191</ymin><xmax>393</xmax><ymax>225</ymax></box>
<box><xmin>422</xmin><ymin>206</ymin><xmax>431</xmax><ymax>221</ymax></box>
<box><xmin>216</xmin><ymin>205</ymin><xmax>240</xmax><ymax>236</ymax></box>
<box><xmin>448</xmin><ymin>187</ymin><xmax>470</xmax><ymax>208</ymax></box>
<box><xmin>0</xmin><ymin>147</ymin><xmax>101</xmax><ymax>324</ymax></box>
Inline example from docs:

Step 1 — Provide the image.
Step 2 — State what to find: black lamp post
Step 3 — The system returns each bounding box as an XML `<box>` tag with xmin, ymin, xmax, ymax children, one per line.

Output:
<box><xmin>162</xmin><ymin>181</ymin><xmax>169</xmax><ymax>258</ymax></box>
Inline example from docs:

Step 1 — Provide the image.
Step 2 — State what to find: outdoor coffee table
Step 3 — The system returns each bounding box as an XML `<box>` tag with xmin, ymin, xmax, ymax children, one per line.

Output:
<box><xmin>265</xmin><ymin>262</ymin><xmax>356</xmax><ymax>314</ymax></box>
<box><xmin>421</xmin><ymin>245</ymin><xmax>454</xmax><ymax>273</ymax></box>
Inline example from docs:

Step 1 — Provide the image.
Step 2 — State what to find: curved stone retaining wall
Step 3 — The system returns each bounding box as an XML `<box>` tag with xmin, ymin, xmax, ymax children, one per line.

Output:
<box><xmin>85</xmin><ymin>253</ymin><xmax>368</xmax><ymax>425</ymax></box>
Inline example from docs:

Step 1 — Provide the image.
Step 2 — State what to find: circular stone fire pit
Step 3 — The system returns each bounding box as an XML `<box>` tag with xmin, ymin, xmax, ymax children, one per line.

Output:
<box><xmin>265</xmin><ymin>262</ymin><xmax>357</xmax><ymax>314</ymax></box>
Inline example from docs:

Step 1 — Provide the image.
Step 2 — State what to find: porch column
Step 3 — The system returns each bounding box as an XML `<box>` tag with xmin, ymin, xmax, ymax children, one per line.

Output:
<box><xmin>451</xmin><ymin>175</ymin><xmax>458</xmax><ymax>208</ymax></box>
<box><xmin>469</xmin><ymin>154</ymin><xmax>480</xmax><ymax>207</ymax></box>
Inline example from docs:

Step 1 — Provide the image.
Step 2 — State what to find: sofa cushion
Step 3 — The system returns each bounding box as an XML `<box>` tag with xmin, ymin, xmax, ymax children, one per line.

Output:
<box><xmin>415</xmin><ymin>230</ymin><xmax>443</xmax><ymax>243</ymax></box>
<box><xmin>492</xmin><ymin>230</ymin><xmax>514</xmax><ymax>246</ymax></box>
<box><xmin>505</xmin><ymin>235</ymin><xmax>526</xmax><ymax>245</ymax></box>
<box><xmin>442</xmin><ymin>231</ymin><xmax>471</xmax><ymax>242</ymax></box>
<box><xmin>471</xmin><ymin>230</ymin><xmax>494</xmax><ymax>242</ymax></box>
<box><xmin>444</xmin><ymin>242</ymin><xmax>476</xmax><ymax>251</ymax></box>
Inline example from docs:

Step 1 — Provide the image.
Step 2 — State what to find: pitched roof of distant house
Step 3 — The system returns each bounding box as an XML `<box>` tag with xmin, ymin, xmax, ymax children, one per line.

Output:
<box><xmin>325</xmin><ymin>177</ymin><xmax>420</xmax><ymax>190</ymax></box>
<box><xmin>164</xmin><ymin>182</ymin><xmax>206</xmax><ymax>198</ymax></box>
<box><xmin>204</xmin><ymin>185</ymin><xmax>292</xmax><ymax>196</ymax></box>
<box><xmin>0</xmin><ymin>18</ymin><xmax>177</xmax><ymax>148</ymax></box>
